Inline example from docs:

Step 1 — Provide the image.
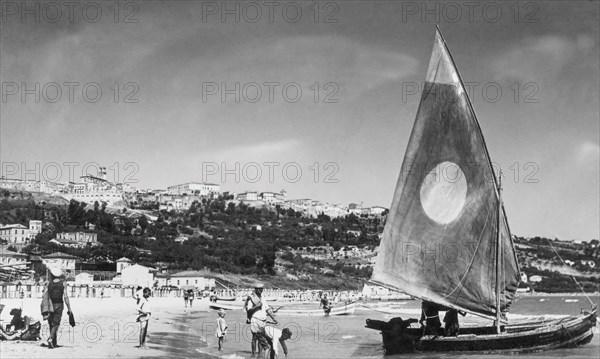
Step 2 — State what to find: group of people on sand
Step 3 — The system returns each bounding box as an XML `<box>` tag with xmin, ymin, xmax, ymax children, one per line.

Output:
<box><xmin>183</xmin><ymin>289</ymin><xmax>195</xmax><ymax>307</ymax></box>
<box><xmin>2</xmin><ymin>267</ymin><xmax>75</xmax><ymax>347</ymax></box>
<box><xmin>0</xmin><ymin>306</ymin><xmax>41</xmax><ymax>341</ymax></box>
<box><xmin>6</xmin><ymin>274</ymin><xmax>293</xmax><ymax>356</ymax></box>
<box><xmin>216</xmin><ymin>283</ymin><xmax>292</xmax><ymax>358</ymax></box>
<box><xmin>420</xmin><ymin>300</ymin><xmax>466</xmax><ymax>336</ymax></box>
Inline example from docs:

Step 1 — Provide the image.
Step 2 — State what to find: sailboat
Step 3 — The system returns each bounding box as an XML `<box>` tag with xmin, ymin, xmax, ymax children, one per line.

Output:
<box><xmin>365</xmin><ymin>27</ymin><xmax>597</xmax><ymax>354</ymax></box>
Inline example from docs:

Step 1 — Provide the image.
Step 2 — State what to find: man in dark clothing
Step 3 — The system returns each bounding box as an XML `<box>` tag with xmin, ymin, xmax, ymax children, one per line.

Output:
<box><xmin>46</xmin><ymin>267</ymin><xmax>72</xmax><ymax>348</ymax></box>
<box><xmin>444</xmin><ymin>309</ymin><xmax>466</xmax><ymax>336</ymax></box>
<box><xmin>320</xmin><ymin>294</ymin><xmax>331</xmax><ymax>316</ymax></box>
<box><xmin>419</xmin><ymin>301</ymin><xmax>442</xmax><ymax>335</ymax></box>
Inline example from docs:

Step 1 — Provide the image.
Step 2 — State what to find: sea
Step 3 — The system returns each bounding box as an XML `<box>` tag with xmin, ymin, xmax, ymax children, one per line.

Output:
<box><xmin>148</xmin><ymin>294</ymin><xmax>600</xmax><ymax>359</ymax></box>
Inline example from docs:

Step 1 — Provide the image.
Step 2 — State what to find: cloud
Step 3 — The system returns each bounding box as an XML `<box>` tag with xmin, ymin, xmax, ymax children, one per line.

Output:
<box><xmin>170</xmin><ymin>34</ymin><xmax>419</xmax><ymax>100</ymax></box>
<box><xmin>491</xmin><ymin>34</ymin><xmax>597</xmax><ymax>82</ymax></box>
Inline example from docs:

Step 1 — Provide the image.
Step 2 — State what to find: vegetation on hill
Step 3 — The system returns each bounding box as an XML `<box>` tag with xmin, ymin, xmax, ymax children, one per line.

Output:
<box><xmin>1</xmin><ymin>190</ymin><xmax>598</xmax><ymax>292</ymax></box>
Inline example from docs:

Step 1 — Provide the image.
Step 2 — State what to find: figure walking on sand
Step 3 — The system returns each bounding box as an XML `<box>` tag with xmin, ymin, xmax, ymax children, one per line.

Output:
<box><xmin>245</xmin><ymin>283</ymin><xmax>278</xmax><ymax>358</ymax></box>
<box><xmin>137</xmin><ymin>287</ymin><xmax>152</xmax><ymax>349</ymax></box>
<box><xmin>44</xmin><ymin>267</ymin><xmax>73</xmax><ymax>349</ymax></box>
<box><xmin>320</xmin><ymin>294</ymin><xmax>331</xmax><ymax>316</ymax></box>
<box><xmin>188</xmin><ymin>289</ymin><xmax>195</xmax><ymax>307</ymax></box>
<box><xmin>215</xmin><ymin>309</ymin><xmax>227</xmax><ymax>351</ymax></box>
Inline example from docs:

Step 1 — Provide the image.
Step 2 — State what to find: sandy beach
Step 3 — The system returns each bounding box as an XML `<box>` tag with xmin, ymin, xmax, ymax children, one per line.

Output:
<box><xmin>2</xmin><ymin>294</ymin><xmax>598</xmax><ymax>359</ymax></box>
<box><xmin>0</xmin><ymin>296</ymin><xmax>200</xmax><ymax>359</ymax></box>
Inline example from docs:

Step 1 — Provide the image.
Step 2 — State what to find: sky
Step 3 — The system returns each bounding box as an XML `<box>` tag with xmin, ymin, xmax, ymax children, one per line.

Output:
<box><xmin>0</xmin><ymin>0</ymin><xmax>598</xmax><ymax>241</ymax></box>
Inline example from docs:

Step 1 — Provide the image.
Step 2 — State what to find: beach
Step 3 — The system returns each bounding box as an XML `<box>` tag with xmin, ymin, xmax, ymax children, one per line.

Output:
<box><xmin>0</xmin><ymin>296</ymin><xmax>183</xmax><ymax>358</ymax></box>
<box><xmin>1</xmin><ymin>294</ymin><xmax>598</xmax><ymax>358</ymax></box>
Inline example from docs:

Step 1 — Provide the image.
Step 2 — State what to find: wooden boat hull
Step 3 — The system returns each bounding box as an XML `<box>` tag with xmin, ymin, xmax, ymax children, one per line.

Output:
<box><xmin>366</xmin><ymin>310</ymin><xmax>596</xmax><ymax>354</ymax></box>
<box><xmin>278</xmin><ymin>301</ymin><xmax>356</xmax><ymax>317</ymax></box>
<box><xmin>209</xmin><ymin>302</ymin><xmax>242</xmax><ymax>311</ymax></box>
<box><xmin>215</xmin><ymin>296</ymin><xmax>238</xmax><ymax>301</ymax></box>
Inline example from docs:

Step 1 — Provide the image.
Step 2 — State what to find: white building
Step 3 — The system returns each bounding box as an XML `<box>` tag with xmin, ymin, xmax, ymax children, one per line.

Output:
<box><xmin>155</xmin><ymin>272</ymin><xmax>170</xmax><ymax>287</ymax></box>
<box><xmin>237</xmin><ymin>191</ymin><xmax>258</xmax><ymax>201</ymax></box>
<box><xmin>53</xmin><ymin>232</ymin><xmax>99</xmax><ymax>248</ymax></box>
<box><xmin>167</xmin><ymin>182</ymin><xmax>220</xmax><ymax>196</ymax></box>
<box><xmin>369</xmin><ymin>206</ymin><xmax>387</xmax><ymax>216</ymax></box>
<box><xmin>260</xmin><ymin>191</ymin><xmax>286</xmax><ymax>204</ymax></box>
<box><xmin>0</xmin><ymin>247</ymin><xmax>28</xmax><ymax>268</ymax></box>
<box><xmin>43</xmin><ymin>252</ymin><xmax>78</xmax><ymax>272</ymax></box>
<box><xmin>75</xmin><ymin>272</ymin><xmax>94</xmax><ymax>284</ymax></box>
<box><xmin>28</xmin><ymin>220</ymin><xmax>42</xmax><ymax>239</ymax></box>
<box><xmin>121</xmin><ymin>264</ymin><xmax>156</xmax><ymax>287</ymax></box>
<box><xmin>0</xmin><ymin>224</ymin><xmax>29</xmax><ymax>244</ymax></box>
<box><xmin>348</xmin><ymin>203</ymin><xmax>363</xmax><ymax>216</ymax></box>
<box><xmin>169</xmin><ymin>271</ymin><xmax>215</xmax><ymax>289</ymax></box>
<box><xmin>62</xmin><ymin>167</ymin><xmax>125</xmax><ymax>206</ymax></box>
<box><xmin>116</xmin><ymin>257</ymin><xmax>133</xmax><ymax>274</ymax></box>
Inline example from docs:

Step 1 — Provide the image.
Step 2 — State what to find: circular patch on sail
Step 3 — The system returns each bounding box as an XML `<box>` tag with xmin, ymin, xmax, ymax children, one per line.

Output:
<box><xmin>419</xmin><ymin>161</ymin><xmax>467</xmax><ymax>224</ymax></box>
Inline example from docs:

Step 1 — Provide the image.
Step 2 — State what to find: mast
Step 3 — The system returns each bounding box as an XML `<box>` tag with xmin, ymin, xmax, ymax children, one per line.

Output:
<box><xmin>495</xmin><ymin>170</ymin><xmax>503</xmax><ymax>333</ymax></box>
<box><xmin>436</xmin><ymin>25</ymin><xmax>507</xmax><ymax>329</ymax></box>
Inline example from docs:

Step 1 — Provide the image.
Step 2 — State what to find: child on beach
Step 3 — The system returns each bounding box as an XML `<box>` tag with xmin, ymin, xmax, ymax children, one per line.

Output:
<box><xmin>136</xmin><ymin>287</ymin><xmax>152</xmax><ymax>349</ymax></box>
<box><xmin>215</xmin><ymin>309</ymin><xmax>228</xmax><ymax>351</ymax></box>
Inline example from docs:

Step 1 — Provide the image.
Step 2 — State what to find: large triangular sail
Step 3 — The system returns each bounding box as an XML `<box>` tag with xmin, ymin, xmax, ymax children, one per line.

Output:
<box><xmin>371</xmin><ymin>28</ymin><xmax>520</xmax><ymax>320</ymax></box>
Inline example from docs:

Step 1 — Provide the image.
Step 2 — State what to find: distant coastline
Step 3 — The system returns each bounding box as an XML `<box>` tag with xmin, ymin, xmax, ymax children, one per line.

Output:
<box><xmin>516</xmin><ymin>291</ymin><xmax>599</xmax><ymax>297</ymax></box>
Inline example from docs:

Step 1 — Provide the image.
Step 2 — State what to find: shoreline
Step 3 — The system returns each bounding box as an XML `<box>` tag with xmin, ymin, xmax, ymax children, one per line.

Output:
<box><xmin>1</xmin><ymin>293</ymin><xmax>597</xmax><ymax>358</ymax></box>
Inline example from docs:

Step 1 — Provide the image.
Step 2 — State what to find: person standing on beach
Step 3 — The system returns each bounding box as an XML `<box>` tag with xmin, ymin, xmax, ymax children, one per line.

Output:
<box><xmin>245</xmin><ymin>283</ymin><xmax>277</xmax><ymax>358</ymax></box>
<box><xmin>137</xmin><ymin>287</ymin><xmax>152</xmax><ymax>349</ymax></box>
<box><xmin>320</xmin><ymin>294</ymin><xmax>331</xmax><ymax>316</ymax></box>
<box><xmin>188</xmin><ymin>290</ymin><xmax>195</xmax><ymax>307</ymax></box>
<box><xmin>215</xmin><ymin>309</ymin><xmax>227</xmax><ymax>351</ymax></box>
<box><xmin>183</xmin><ymin>289</ymin><xmax>189</xmax><ymax>307</ymax></box>
<box><xmin>45</xmin><ymin>267</ymin><xmax>73</xmax><ymax>349</ymax></box>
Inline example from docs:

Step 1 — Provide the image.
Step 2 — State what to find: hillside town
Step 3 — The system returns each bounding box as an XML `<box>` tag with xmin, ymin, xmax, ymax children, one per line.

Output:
<box><xmin>0</xmin><ymin>171</ymin><xmax>598</xmax><ymax>300</ymax></box>
<box><xmin>0</xmin><ymin>169</ymin><xmax>387</xmax><ymax>218</ymax></box>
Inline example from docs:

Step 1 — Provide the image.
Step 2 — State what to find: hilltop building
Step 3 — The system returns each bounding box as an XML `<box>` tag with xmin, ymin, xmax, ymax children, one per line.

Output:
<box><xmin>62</xmin><ymin>167</ymin><xmax>125</xmax><ymax>206</ymax></box>
<box><xmin>166</xmin><ymin>182</ymin><xmax>220</xmax><ymax>196</ymax></box>
<box><xmin>236</xmin><ymin>191</ymin><xmax>258</xmax><ymax>201</ymax></box>
<box><xmin>50</xmin><ymin>231</ymin><xmax>99</xmax><ymax>248</ymax></box>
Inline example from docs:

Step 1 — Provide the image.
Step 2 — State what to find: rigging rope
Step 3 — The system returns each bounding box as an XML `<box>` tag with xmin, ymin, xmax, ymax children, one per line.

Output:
<box><xmin>544</xmin><ymin>238</ymin><xmax>596</xmax><ymax>308</ymax></box>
